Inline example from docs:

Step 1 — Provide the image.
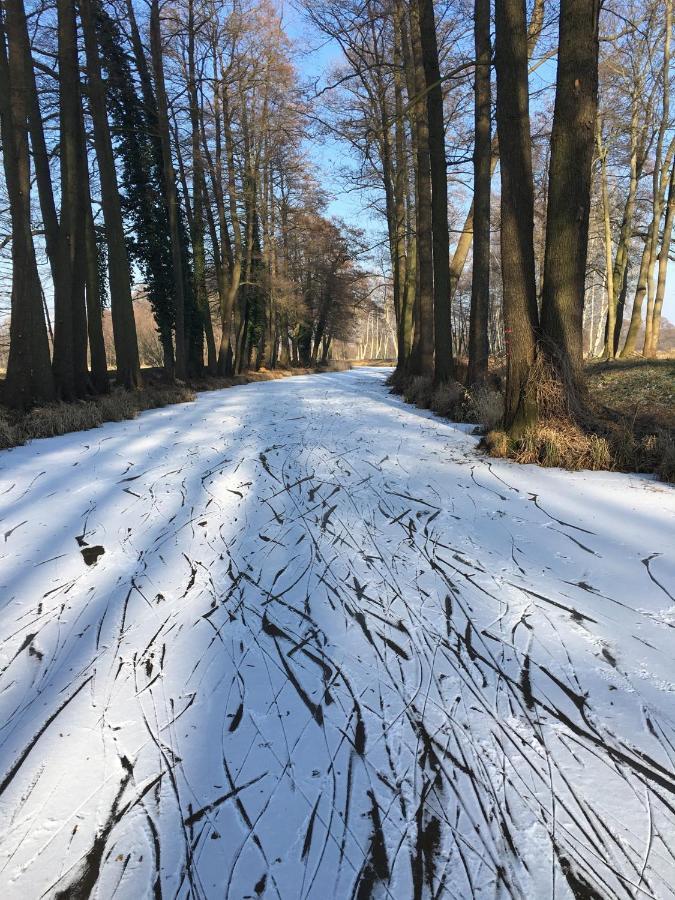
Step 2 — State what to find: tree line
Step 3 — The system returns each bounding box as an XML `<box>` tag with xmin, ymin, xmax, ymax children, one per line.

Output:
<box><xmin>309</xmin><ymin>0</ymin><xmax>673</xmax><ymax>435</ymax></box>
<box><xmin>1</xmin><ymin>0</ymin><xmax>673</xmax><ymax>430</ymax></box>
<box><xmin>0</xmin><ymin>0</ymin><xmax>367</xmax><ymax>409</ymax></box>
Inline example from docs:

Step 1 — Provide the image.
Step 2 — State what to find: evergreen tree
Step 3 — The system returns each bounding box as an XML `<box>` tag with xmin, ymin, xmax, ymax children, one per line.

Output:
<box><xmin>94</xmin><ymin>2</ymin><xmax>177</xmax><ymax>372</ymax></box>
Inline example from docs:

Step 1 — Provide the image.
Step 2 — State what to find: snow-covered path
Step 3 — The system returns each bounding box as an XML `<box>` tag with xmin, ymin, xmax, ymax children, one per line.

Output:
<box><xmin>0</xmin><ymin>367</ymin><xmax>674</xmax><ymax>899</ymax></box>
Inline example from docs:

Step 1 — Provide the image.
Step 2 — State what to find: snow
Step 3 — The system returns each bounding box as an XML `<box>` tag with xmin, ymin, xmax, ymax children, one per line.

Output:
<box><xmin>0</xmin><ymin>366</ymin><xmax>674</xmax><ymax>899</ymax></box>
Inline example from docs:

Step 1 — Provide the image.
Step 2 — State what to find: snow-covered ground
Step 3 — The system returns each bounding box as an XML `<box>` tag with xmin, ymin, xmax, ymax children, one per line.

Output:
<box><xmin>0</xmin><ymin>367</ymin><xmax>674</xmax><ymax>899</ymax></box>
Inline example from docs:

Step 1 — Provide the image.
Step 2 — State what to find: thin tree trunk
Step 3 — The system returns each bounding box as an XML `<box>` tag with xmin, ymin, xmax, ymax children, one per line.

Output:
<box><xmin>644</xmin><ymin>0</ymin><xmax>672</xmax><ymax>357</ymax></box>
<box><xmin>647</xmin><ymin>158</ymin><xmax>675</xmax><ymax>357</ymax></box>
<box><xmin>81</xmin><ymin>0</ymin><xmax>140</xmax><ymax>389</ymax></box>
<box><xmin>393</xmin><ymin>1</ymin><xmax>411</xmax><ymax>368</ymax></box>
<box><xmin>54</xmin><ymin>0</ymin><xmax>88</xmax><ymax>398</ymax></box>
<box><xmin>596</xmin><ymin>118</ymin><xmax>615</xmax><ymax>359</ymax></box>
<box><xmin>467</xmin><ymin>0</ymin><xmax>491</xmax><ymax>386</ymax></box>
<box><xmin>186</xmin><ymin>0</ymin><xmax>216</xmax><ymax>374</ymax></box>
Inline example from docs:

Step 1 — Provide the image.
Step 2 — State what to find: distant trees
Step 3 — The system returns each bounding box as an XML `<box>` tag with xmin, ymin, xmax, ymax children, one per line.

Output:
<box><xmin>0</xmin><ymin>0</ymin><xmax>365</xmax><ymax>409</ymax></box>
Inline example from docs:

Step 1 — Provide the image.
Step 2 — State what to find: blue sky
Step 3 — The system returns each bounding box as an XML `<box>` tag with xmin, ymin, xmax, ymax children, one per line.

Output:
<box><xmin>284</xmin><ymin>3</ymin><xmax>675</xmax><ymax>324</ymax></box>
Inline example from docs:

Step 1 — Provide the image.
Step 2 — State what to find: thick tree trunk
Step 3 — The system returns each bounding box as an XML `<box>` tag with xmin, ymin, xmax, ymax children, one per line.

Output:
<box><xmin>494</xmin><ymin>0</ymin><xmax>538</xmax><ymax>434</ymax></box>
<box><xmin>0</xmin><ymin>1</ymin><xmax>54</xmax><ymax>408</ymax></box>
<box><xmin>80</xmin><ymin>0</ymin><xmax>140</xmax><ymax>389</ymax></box>
<box><xmin>540</xmin><ymin>0</ymin><xmax>600</xmax><ymax>399</ymax></box>
<box><xmin>417</xmin><ymin>0</ymin><xmax>453</xmax><ymax>383</ymax></box>
<box><xmin>448</xmin><ymin>0</ymin><xmax>544</xmax><ymax>310</ymax></box>
<box><xmin>467</xmin><ymin>0</ymin><xmax>491</xmax><ymax>386</ymax></box>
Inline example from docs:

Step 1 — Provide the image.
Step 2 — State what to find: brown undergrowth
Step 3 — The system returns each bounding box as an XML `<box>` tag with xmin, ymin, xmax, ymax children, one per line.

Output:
<box><xmin>390</xmin><ymin>357</ymin><xmax>674</xmax><ymax>482</ymax></box>
<box><xmin>0</xmin><ymin>362</ymin><xmax>350</xmax><ymax>451</ymax></box>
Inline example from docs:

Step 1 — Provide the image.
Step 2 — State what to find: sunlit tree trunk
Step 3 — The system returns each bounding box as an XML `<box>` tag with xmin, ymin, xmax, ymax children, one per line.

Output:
<box><xmin>494</xmin><ymin>0</ymin><xmax>538</xmax><ymax>433</ymax></box>
<box><xmin>647</xmin><ymin>158</ymin><xmax>675</xmax><ymax>357</ymax></box>
<box><xmin>540</xmin><ymin>0</ymin><xmax>600</xmax><ymax>399</ymax></box>
<box><xmin>417</xmin><ymin>0</ymin><xmax>453</xmax><ymax>382</ymax></box>
<box><xmin>187</xmin><ymin>0</ymin><xmax>216</xmax><ymax>374</ymax></box>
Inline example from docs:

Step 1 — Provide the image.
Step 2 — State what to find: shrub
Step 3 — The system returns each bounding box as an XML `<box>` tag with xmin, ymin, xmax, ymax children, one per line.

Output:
<box><xmin>403</xmin><ymin>375</ymin><xmax>434</xmax><ymax>407</ymax></box>
<box><xmin>465</xmin><ymin>384</ymin><xmax>504</xmax><ymax>430</ymax></box>
<box><xmin>430</xmin><ymin>381</ymin><xmax>464</xmax><ymax>419</ymax></box>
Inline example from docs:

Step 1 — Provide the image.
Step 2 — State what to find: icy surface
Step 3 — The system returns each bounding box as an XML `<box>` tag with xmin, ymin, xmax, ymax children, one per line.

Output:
<box><xmin>0</xmin><ymin>367</ymin><xmax>674</xmax><ymax>899</ymax></box>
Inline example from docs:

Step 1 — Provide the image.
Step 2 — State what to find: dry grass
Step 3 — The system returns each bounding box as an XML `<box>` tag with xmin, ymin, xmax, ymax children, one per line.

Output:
<box><xmin>484</xmin><ymin>359</ymin><xmax>675</xmax><ymax>482</ymax></box>
<box><xmin>0</xmin><ymin>362</ymin><xmax>350</xmax><ymax>451</ymax></box>
<box><xmin>392</xmin><ymin>357</ymin><xmax>673</xmax><ymax>482</ymax></box>
<box><xmin>464</xmin><ymin>384</ymin><xmax>504</xmax><ymax>430</ymax></box>
<box><xmin>485</xmin><ymin>420</ymin><xmax>612</xmax><ymax>471</ymax></box>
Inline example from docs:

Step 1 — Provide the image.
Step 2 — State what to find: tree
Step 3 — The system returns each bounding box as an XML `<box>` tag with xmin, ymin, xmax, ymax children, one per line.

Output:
<box><xmin>417</xmin><ymin>0</ymin><xmax>453</xmax><ymax>382</ymax></box>
<box><xmin>80</xmin><ymin>0</ymin><xmax>141</xmax><ymax>388</ymax></box>
<box><xmin>467</xmin><ymin>0</ymin><xmax>491</xmax><ymax>386</ymax></box>
<box><xmin>0</xmin><ymin>0</ymin><xmax>54</xmax><ymax>408</ymax></box>
<box><xmin>540</xmin><ymin>0</ymin><xmax>601</xmax><ymax>399</ymax></box>
<box><xmin>494</xmin><ymin>0</ymin><xmax>538</xmax><ymax>433</ymax></box>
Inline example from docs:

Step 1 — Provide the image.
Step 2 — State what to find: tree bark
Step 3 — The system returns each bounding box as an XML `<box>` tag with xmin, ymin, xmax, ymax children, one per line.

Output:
<box><xmin>417</xmin><ymin>0</ymin><xmax>453</xmax><ymax>382</ymax></box>
<box><xmin>494</xmin><ymin>0</ymin><xmax>538</xmax><ymax>433</ymax></box>
<box><xmin>647</xmin><ymin>158</ymin><xmax>675</xmax><ymax>357</ymax></box>
<box><xmin>406</xmin><ymin>0</ymin><xmax>434</xmax><ymax>377</ymax></box>
<box><xmin>0</xmin><ymin>0</ymin><xmax>54</xmax><ymax>408</ymax></box>
<box><xmin>53</xmin><ymin>0</ymin><xmax>88</xmax><ymax>398</ymax></box>
<box><xmin>596</xmin><ymin>117</ymin><xmax>615</xmax><ymax>359</ymax></box>
<box><xmin>540</xmin><ymin>0</ymin><xmax>600</xmax><ymax>397</ymax></box>
<box><xmin>467</xmin><ymin>0</ymin><xmax>491</xmax><ymax>386</ymax></box>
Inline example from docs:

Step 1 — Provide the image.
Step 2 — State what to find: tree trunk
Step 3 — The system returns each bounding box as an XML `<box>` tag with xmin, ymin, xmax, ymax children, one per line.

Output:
<box><xmin>467</xmin><ymin>0</ymin><xmax>491</xmax><ymax>386</ymax></box>
<box><xmin>54</xmin><ymin>0</ymin><xmax>88</xmax><ymax>399</ymax></box>
<box><xmin>149</xmin><ymin>0</ymin><xmax>187</xmax><ymax>380</ymax></box>
<box><xmin>392</xmin><ymin>2</ymin><xmax>411</xmax><ymax>368</ymax></box>
<box><xmin>406</xmin><ymin>0</ymin><xmax>434</xmax><ymax>377</ymax></box>
<box><xmin>646</xmin><ymin>158</ymin><xmax>675</xmax><ymax>357</ymax></box>
<box><xmin>540</xmin><ymin>0</ymin><xmax>600</xmax><ymax>399</ymax></box>
<box><xmin>417</xmin><ymin>0</ymin><xmax>453</xmax><ymax>382</ymax></box>
<box><xmin>494</xmin><ymin>0</ymin><xmax>538</xmax><ymax>434</ymax></box>
<box><xmin>80</xmin><ymin>0</ymin><xmax>140</xmax><ymax>389</ymax></box>
<box><xmin>0</xmin><ymin>0</ymin><xmax>54</xmax><ymax>408</ymax></box>
<box><xmin>596</xmin><ymin>118</ymin><xmax>615</xmax><ymax>359</ymax></box>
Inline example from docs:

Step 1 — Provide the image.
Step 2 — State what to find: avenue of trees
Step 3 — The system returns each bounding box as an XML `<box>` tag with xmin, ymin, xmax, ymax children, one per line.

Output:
<box><xmin>0</xmin><ymin>0</ymin><xmax>673</xmax><ymax>440</ymax></box>
<box><xmin>308</xmin><ymin>0</ymin><xmax>673</xmax><ymax>436</ymax></box>
<box><xmin>0</xmin><ymin>0</ymin><xmax>366</xmax><ymax>408</ymax></box>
